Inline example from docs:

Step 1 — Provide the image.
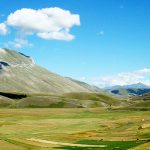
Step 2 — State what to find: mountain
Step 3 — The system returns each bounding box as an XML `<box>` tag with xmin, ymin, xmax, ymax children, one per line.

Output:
<box><xmin>66</xmin><ymin>77</ymin><xmax>101</xmax><ymax>92</ymax></box>
<box><xmin>106</xmin><ymin>83</ymin><xmax>150</xmax><ymax>96</ymax></box>
<box><xmin>123</xmin><ymin>82</ymin><xmax>150</xmax><ymax>89</ymax></box>
<box><xmin>108</xmin><ymin>83</ymin><xmax>150</xmax><ymax>90</ymax></box>
<box><xmin>0</xmin><ymin>48</ymin><xmax>100</xmax><ymax>94</ymax></box>
<box><xmin>0</xmin><ymin>48</ymin><xmax>126</xmax><ymax>108</ymax></box>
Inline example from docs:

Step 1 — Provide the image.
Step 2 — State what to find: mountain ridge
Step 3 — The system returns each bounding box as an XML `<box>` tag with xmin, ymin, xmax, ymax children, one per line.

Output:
<box><xmin>0</xmin><ymin>48</ymin><xmax>101</xmax><ymax>94</ymax></box>
<box><xmin>106</xmin><ymin>83</ymin><xmax>150</xmax><ymax>96</ymax></box>
<box><xmin>107</xmin><ymin>82</ymin><xmax>150</xmax><ymax>90</ymax></box>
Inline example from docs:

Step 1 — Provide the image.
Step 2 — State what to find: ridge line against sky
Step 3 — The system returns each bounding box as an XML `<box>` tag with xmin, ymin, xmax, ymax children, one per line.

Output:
<box><xmin>0</xmin><ymin>0</ymin><xmax>150</xmax><ymax>87</ymax></box>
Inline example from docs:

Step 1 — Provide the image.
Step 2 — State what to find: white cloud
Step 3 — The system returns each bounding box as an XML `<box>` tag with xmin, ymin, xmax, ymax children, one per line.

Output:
<box><xmin>86</xmin><ymin>68</ymin><xmax>150</xmax><ymax>88</ymax></box>
<box><xmin>0</xmin><ymin>23</ymin><xmax>8</xmax><ymax>35</ymax></box>
<box><xmin>6</xmin><ymin>7</ymin><xmax>80</xmax><ymax>41</ymax></box>
<box><xmin>37</xmin><ymin>31</ymin><xmax>74</xmax><ymax>41</ymax></box>
<box><xmin>6</xmin><ymin>38</ymin><xmax>32</xmax><ymax>48</ymax></box>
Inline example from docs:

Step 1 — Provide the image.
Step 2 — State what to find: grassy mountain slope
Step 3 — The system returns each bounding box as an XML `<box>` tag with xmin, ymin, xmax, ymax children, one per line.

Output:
<box><xmin>0</xmin><ymin>48</ymin><xmax>125</xmax><ymax>108</ymax></box>
<box><xmin>133</xmin><ymin>92</ymin><xmax>150</xmax><ymax>101</ymax></box>
<box><xmin>63</xmin><ymin>92</ymin><xmax>124</xmax><ymax>106</ymax></box>
<box><xmin>123</xmin><ymin>92</ymin><xmax>150</xmax><ymax>110</ymax></box>
<box><xmin>66</xmin><ymin>77</ymin><xmax>101</xmax><ymax>92</ymax></box>
<box><xmin>0</xmin><ymin>91</ymin><xmax>126</xmax><ymax>108</ymax></box>
<box><xmin>130</xmin><ymin>101</ymin><xmax>150</xmax><ymax>108</ymax></box>
<box><xmin>0</xmin><ymin>95</ymin><xmax>13</xmax><ymax>107</ymax></box>
<box><xmin>0</xmin><ymin>48</ymin><xmax>100</xmax><ymax>94</ymax></box>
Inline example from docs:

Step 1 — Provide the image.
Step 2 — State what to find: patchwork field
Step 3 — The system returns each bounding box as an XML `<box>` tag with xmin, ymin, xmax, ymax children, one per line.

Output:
<box><xmin>0</xmin><ymin>108</ymin><xmax>149</xmax><ymax>150</ymax></box>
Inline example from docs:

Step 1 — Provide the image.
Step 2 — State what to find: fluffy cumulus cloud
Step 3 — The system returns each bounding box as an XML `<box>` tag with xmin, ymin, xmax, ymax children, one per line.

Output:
<box><xmin>5</xmin><ymin>7</ymin><xmax>80</xmax><ymax>41</ymax></box>
<box><xmin>0</xmin><ymin>23</ymin><xmax>8</xmax><ymax>35</ymax></box>
<box><xmin>81</xmin><ymin>68</ymin><xmax>150</xmax><ymax>88</ymax></box>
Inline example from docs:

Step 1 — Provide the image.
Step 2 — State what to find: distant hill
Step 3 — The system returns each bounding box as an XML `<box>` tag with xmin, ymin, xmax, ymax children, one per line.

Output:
<box><xmin>110</xmin><ymin>88</ymin><xmax>150</xmax><ymax>96</ymax></box>
<box><xmin>132</xmin><ymin>92</ymin><xmax>150</xmax><ymax>101</ymax></box>
<box><xmin>108</xmin><ymin>83</ymin><xmax>150</xmax><ymax>90</ymax></box>
<box><xmin>0</xmin><ymin>48</ymin><xmax>100</xmax><ymax>94</ymax></box>
<box><xmin>124</xmin><ymin>92</ymin><xmax>150</xmax><ymax>110</ymax></box>
<box><xmin>106</xmin><ymin>83</ymin><xmax>150</xmax><ymax>96</ymax></box>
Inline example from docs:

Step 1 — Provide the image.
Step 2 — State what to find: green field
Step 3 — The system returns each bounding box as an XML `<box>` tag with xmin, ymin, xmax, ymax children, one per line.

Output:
<box><xmin>0</xmin><ymin>108</ymin><xmax>149</xmax><ymax>150</ymax></box>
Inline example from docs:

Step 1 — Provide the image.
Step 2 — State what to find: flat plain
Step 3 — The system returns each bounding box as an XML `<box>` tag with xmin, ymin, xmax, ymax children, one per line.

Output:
<box><xmin>0</xmin><ymin>108</ymin><xmax>149</xmax><ymax>150</ymax></box>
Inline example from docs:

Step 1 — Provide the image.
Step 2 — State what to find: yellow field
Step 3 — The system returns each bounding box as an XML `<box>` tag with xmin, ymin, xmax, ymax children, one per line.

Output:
<box><xmin>0</xmin><ymin>108</ymin><xmax>149</xmax><ymax>149</ymax></box>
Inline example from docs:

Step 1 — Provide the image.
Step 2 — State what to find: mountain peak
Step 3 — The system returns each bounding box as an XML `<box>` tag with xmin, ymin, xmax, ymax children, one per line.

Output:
<box><xmin>0</xmin><ymin>48</ymin><xmax>35</xmax><ymax>67</ymax></box>
<box><xmin>135</xmin><ymin>82</ymin><xmax>146</xmax><ymax>86</ymax></box>
<box><xmin>107</xmin><ymin>82</ymin><xmax>149</xmax><ymax>90</ymax></box>
<box><xmin>124</xmin><ymin>82</ymin><xmax>149</xmax><ymax>89</ymax></box>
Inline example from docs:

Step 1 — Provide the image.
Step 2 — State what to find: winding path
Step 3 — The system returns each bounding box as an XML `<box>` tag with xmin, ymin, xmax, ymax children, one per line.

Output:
<box><xmin>28</xmin><ymin>138</ymin><xmax>107</xmax><ymax>148</ymax></box>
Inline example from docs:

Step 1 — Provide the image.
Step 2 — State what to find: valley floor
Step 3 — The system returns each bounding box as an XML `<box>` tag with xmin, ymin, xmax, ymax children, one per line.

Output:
<box><xmin>0</xmin><ymin>108</ymin><xmax>149</xmax><ymax>150</ymax></box>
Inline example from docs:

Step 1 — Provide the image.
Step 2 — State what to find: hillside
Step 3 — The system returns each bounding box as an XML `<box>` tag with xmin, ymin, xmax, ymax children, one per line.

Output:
<box><xmin>0</xmin><ymin>48</ymin><xmax>127</xmax><ymax>108</ymax></box>
<box><xmin>121</xmin><ymin>92</ymin><xmax>150</xmax><ymax>110</ymax></box>
<box><xmin>0</xmin><ymin>48</ymin><xmax>101</xmax><ymax>94</ymax></box>
<box><xmin>132</xmin><ymin>92</ymin><xmax>150</xmax><ymax>101</ymax></box>
<box><xmin>0</xmin><ymin>91</ymin><xmax>125</xmax><ymax>108</ymax></box>
<box><xmin>0</xmin><ymin>95</ymin><xmax>13</xmax><ymax>107</ymax></box>
<box><xmin>66</xmin><ymin>77</ymin><xmax>101</xmax><ymax>92</ymax></box>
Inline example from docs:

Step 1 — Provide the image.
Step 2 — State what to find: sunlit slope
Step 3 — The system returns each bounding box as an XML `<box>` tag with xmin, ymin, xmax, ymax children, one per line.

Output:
<box><xmin>121</xmin><ymin>92</ymin><xmax>150</xmax><ymax>110</ymax></box>
<box><xmin>13</xmin><ymin>92</ymin><xmax>126</xmax><ymax>108</ymax></box>
<box><xmin>0</xmin><ymin>91</ymin><xmax>125</xmax><ymax>108</ymax></box>
<box><xmin>129</xmin><ymin>92</ymin><xmax>150</xmax><ymax>109</ymax></box>
<box><xmin>63</xmin><ymin>92</ymin><xmax>123</xmax><ymax>106</ymax></box>
<box><xmin>66</xmin><ymin>77</ymin><xmax>101</xmax><ymax>92</ymax></box>
<box><xmin>0</xmin><ymin>95</ymin><xmax>13</xmax><ymax>107</ymax></box>
<box><xmin>0</xmin><ymin>48</ymin><xmax>100</xmax><ymax>94</ymax></box>
<box><xmin>133</xmin><ymin>92</ymin><xmax>150</xmax><ymax>101</ymax></box>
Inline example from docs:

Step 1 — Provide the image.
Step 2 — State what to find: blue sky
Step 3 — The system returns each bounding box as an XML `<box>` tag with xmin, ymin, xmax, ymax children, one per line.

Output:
<box><xmin>0</xmin><ymin>0</ymin><xmax>150</xmax><ymax>86</ymax></box>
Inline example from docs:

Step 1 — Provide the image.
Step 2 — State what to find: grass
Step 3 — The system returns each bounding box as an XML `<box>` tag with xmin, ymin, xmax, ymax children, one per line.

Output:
<box><xmin>0</xmin><ymin>108</ymin><xmax>149</xmax><ymax>149</ymax></box>
<box><xmin>0</xmin><ymin>92</ymin><xmax>128</xmax><ymax>108</ymax></box>
<box><xmin>0</xmin><ymin>92</ymin><xmax>126</xmax><ymax>108</ymax></box>
<box><xmin>63</xmin><ymin>92</ymin><xmax>122</xmax><ymax>106</ymax></box>
<box><xmin>58</xmin><ymin>140</ymin><xmax>146</xmax><ymax>150</ymax></box>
